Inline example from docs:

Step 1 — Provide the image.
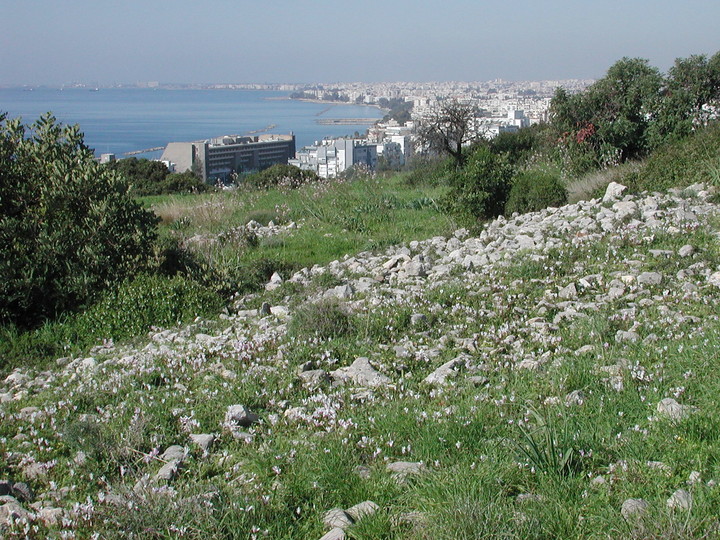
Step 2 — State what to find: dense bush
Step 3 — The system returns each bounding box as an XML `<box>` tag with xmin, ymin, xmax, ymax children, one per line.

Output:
<box><xmin>109</xmin><ymin>158</ymin><xmax>211</xmax><ymax>195</ymax></box>
<box><xmin>441</xmin><ymin>147</ymin><xmax>513</xmax><ymax>222</ymax></box>
<box><xmin>0</xmin><ymin>113</ymin><xmax>159</xmax><ymax>327</ymax></box>
<box><xmin>549</xmin><ymin>52</ymin><xmax>720</xmax><ymax>175</ymax></box>
<box><xmin>244</xmin><ymin>164</ymin><xmax>319</xmax><ymax>189</ymax></box>
<box><xmin>625</xmin><ymin>121</ymin><xmax>720</xmax><ymax>192</ymax></box>
<box><xmin>505</xmin><ymin>169</ymin><xmax>568</xmax><ymax>215</ymax></box>
<box><xmin>74</xmin><ymin>273</ymin><xmax>223</xmax><ymax>340</ymax></box>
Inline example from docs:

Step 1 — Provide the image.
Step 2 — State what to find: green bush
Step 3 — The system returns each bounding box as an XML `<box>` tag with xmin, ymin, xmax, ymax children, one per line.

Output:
<box><xmin>288</xmin><ymin>299</ymin><xmax>354</xmax><ymax>340</ymax></box>
<box><xmin>441</xmin><ymin>147</ymin><xmax>513</xmax><ymax>222</ymax></box>
<box><xmin>628</xmin><ymin>121</ymin><xmax>720</xmax><ymax>192</ymax></box>
<box><xmin>244</xmin><ymin>164</ymin><xmax>319</xmax><ymax>190</ymax></box>
<box><xmin>505</xmin><ymin>169</ymin><xmax>567</xmax><ymax>215</ymax></box>
<box><xmin>110</xmin><ymin>158</ymin><xmax>211</xmax><ymax>196</ymax></box>
<box><xmin>74</xmin><ymin>273</ymin><xmax>224</xmax><ymax>340</ymax></box>
<box><xmin>0</xmin><ymin>113</ymin><xmax>158</xmax><ymax>328</ymax></box>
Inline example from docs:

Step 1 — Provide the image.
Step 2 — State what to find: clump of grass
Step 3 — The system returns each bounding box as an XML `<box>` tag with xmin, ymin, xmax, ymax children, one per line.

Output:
<box><xmin>513</xmin><ymin>407</ymin><xmax>578</xmax><ymax>477</ymax></box>
<box><xmin>288</xmin><ymin>298</ymin><xmax>355</xmax><ymax>340</ymax></box>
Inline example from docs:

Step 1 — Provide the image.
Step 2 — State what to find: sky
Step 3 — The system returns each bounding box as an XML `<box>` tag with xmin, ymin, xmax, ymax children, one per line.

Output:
<box><xmin>1</xmin><ymin>0</ymin><xmax>719</xmax><ymax>85</ymax></box>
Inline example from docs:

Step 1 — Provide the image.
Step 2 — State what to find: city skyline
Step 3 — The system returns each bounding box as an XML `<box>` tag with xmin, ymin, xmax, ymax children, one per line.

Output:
<box><xmin>2</xmin><ymin>0</ymin><xmax>719</xmax><ymax>86</ymax></box>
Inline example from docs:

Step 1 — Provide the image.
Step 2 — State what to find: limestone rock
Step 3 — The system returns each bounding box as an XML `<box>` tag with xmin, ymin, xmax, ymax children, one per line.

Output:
<box><xmin>621</xmin><ymin>498</ymin><xmax>649</xmax><ymax>521</ymax></box>
<box><xmin>189</xmin><ymin>434</ymin><xmax>215</xmax><ymax>453</ymax></box>
<box><xmin>346</xmin><ymin>500</ymin><xmax>379</xmax><ymax>522</ymax></box>
<box><xmin>319</xmin><ymin>528</ymin><xmax>346</xmax><ymax>540</ymax></box>
<box><xmin>323</xmin><ymin>508</ymin><xmax>353</xmax><ymax>529</ymax></box>
<box><xmin>667</xmin><ymin>489</ymin><xmax>693</xmax><ymax>510</ymax></box>
<box><xmin>603</xmin><ymin>182</ymin><xmax>627</xmax><ymax>202</ymax></box>
<box><xmin>331</xmin><ymin>357</ymin><xmax>390</xmax><ymax>388</ymax></box>
<box><xmin>657</xmin><ymin>398</ymin><xmax>696</xmax><ymax>421</ymax></box>
<box><xmin>637</xmin><ymin>272</ymin><xmax>662</xmax><ymax>286</ymax></box>
<box><xmin>224</xmin><ymin>405</ymin><xmax>259</xmax><ymax>429</ymax></box>
<box><xmin>424</xmin><ymin>357</ymin><xmax>464</xmax><ymax>385</ymax></box>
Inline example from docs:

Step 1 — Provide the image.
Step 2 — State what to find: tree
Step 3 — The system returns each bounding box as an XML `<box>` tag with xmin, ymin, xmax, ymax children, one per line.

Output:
<box><xmin>416</xmin><ymin>99</ymin><xmax>480</xmax><ymax>168</ymax></box>
<box><xmin>648</xmin><ymin>52</ymin><xmax>720</xmax><ymax>145</ymax></box>
<box><xmin>0</xmin><ymin>113</ymin><xmax>158</xmax><ymax>327</ymax></box>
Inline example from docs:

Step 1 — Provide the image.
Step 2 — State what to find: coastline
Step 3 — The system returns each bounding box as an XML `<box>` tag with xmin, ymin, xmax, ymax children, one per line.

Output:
<box><xmin>266</xmin><ymin>95</ymin><xmax>389</xmax><ymax>113</ymax></box>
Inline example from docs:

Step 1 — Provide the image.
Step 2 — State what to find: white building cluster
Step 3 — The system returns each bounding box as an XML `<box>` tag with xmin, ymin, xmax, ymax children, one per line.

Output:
<box><xmin>290</xmin><ymin>121</ymin><xmax>415</xmax><ymax>178</ymax></box>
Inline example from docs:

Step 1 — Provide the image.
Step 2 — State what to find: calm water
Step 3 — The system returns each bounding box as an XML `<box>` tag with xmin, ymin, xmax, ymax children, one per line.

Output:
<box><xmin>0</xmin><ymin>88</ymin><xmax>382</xmax><ymax>158</ymax></box>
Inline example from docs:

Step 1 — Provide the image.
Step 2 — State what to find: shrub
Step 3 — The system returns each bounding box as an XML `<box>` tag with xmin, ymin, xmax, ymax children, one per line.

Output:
<box><xmin>288</xmin><ymin>299</ymin><xmax>354</xmax><ymax>340</ymax></box>
<box><xmin>0</xmin><ymin>113</ymin><xmax>158</xmax><ymax>328</ymax></box>
<box><xmin>441</xmin><ymin>147</ymin><xmax>513</xmax><ymax>222</ymax></box>
<box><xmin>505</xmin><ymin>169</ymin><xmax>567</xmax><ymax>215</ymax></box>
<box><xmin>74</xmin><ymin>273</ymin><xmax>224</xmax><ymax>340</ymax></box>
<box><xmin>628</xmin><ymin>121</ymin><xmax>720</xmax><ymax>192</ymax></box>
<box><xmin>244</xmin><ymin>164</ymin><xmax>319</xmax><ymax>190</ymax></box>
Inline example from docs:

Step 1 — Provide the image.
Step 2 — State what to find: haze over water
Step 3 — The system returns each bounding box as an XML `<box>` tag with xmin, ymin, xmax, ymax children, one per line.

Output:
<box><xmin>0</xmin><ymin>88</ymin><xmax>383</xmax><ymax>158</ymax></box>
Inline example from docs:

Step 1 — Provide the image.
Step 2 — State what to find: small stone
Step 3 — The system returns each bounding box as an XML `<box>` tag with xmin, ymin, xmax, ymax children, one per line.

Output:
<box><xmin>224</xmin><ymin>405</ymin><xmax>259</xmax><ymax>428</ymax></box>
<box><xmin>637</xmin><ymin>272</ymin><xmax>662</xmax><ymax>286</ymax></box>
<box><xmin>0</xmin><ymin>495</ymin><xmax>32</xmax><ymax>525</ymax></box>
<box><xmin>603</xmin><ymin>182</ymin><xmax>627</xmax><ymax>202</ymax></box>
<box><xmin>386</xmin><ymin>461</ymin><xmax>426</xmax><ymax>477</ymax></box>
<box><xmin>160</xmin><ymin>445</ymin><xmax>186</xmax><ymax>462</ymax></box>
<box><xmin>346</xmin><ymin>500</ymin><xmax>379</xmax><ymax>522</ymax></box>
<box><xmin>189</xmin><ymin>434</ymin><xmax>215</xmax><ymax>452</ymax></box>
<box><xmin>38</xmin><ymin>507</ymin><xmax>63</xmax><ymax>526</ymax></box>
<box><xmin>331</xmin><ymin>357</ymin><xmax>390</xmax><ymax>388</ymax></box>
<box><xmin>688</xmin><ymin>471</ymin><xmax>702</xmax><ymax>485</ymax></box>
<box><xmin>410</xmin><ymin>313</ymin><xmax>428</xmax><ymax>326</ymax></box>
<box><xmin>319</xmin><ymin>528</ymin><xmax>346</xmax><ymax>540</ymax></box>
<box><xmin>590</xmin><ymin>475</ymin><xmax>606</xmax><ymax>487</ymax></box>
<box><xmin>565</xmin><ymin>390</ymin><xmax>585</xmax><ymax>406</ymax></box>
<box><xmin>323</xmin><ymin>508</ymin><xmax>354</xmax><ymax>529</ymax></box>
<box><xmin>708</xmin><ymin>272</ymin><xmax>720</xmax><ymax>288</ymax></box>
<box><xmin>657</xmin><ymin>398</ymin><xmax>696</xmax><ymax>421</ymax></box>
<box><xmin>298</xmin><ymin>369</ymin><xmax>329</xmax><ymax>388</ymax></box>
<box><xmin>615</xmin><ymin>330</ymin><xmax>640</xmax><ymax>343</ymax></box>
<box><xmin>621</xmin><ymin>498</ymin><xmax>649</xmax><ymax>521</ymax></box>
<box><xmin>155</xmin><ymin>460</ymin><xmax>180</xmax><ymax>482</ymax></box>
<box><xmin>424</xmin><ymin>357</ymin><xmax>464</xmax><ymax>385</ymax></box>
<box><xmin>558</xmin><ymin>283</ymin><xmax>577</xmax><ymax>299</ymax></box>
<box><xmin>667</xmin><ymin>489</ymin><xmax>692</xmax><ymax>511</ymax></box>
<box><xmin>678</xmin><ymin>245</ymin><xmax>695</xmax><ymax>257</ymax></box>
<box><xmin>323</xmin><ymin>284</ymin><xmax>354</xmax><ymax>300</ymax></box>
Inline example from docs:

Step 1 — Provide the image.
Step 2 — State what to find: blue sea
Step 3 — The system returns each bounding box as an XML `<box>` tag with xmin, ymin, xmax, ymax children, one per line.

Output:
<box><xmin>0</xmin><ymin>88</ymin><xmax>383</xmax><ymax>158</ymax></box>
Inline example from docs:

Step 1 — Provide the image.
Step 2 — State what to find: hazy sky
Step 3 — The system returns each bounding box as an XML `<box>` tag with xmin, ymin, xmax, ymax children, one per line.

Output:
<box><xmin>2</xmin><ymin>0</ymin><xmax>718</xmax><ymax>85</ymax></box>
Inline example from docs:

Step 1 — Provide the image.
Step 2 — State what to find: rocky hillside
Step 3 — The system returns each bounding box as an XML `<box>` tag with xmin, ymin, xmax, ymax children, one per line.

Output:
<box><xmin>3</xmin><ymin>182</ymin><xmax>720</xmax><ymax>538</ymax></box>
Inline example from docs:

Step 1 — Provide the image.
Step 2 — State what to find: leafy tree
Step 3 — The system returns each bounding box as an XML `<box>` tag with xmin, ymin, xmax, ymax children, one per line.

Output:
<box><xmin>416</xmin><ymin>99</ymin><xmax>480</xmax><ymax>168</ymax></box>
<box><xmin>0</xmin><ymin>113</ymin><xmax>158</xmax><ymax>327</ymax></box>
<box><xmin>648</xmin><ymin>52</ymin><xmax>720</xmax><ymax>145</ymax></box>
<box><xmin>550</xmin><ymin>58</ymin><xmax>663</xmax><ymax>166</ymax></box>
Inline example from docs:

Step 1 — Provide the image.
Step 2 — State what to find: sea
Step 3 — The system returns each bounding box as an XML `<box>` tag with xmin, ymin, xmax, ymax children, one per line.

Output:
<box><xmin>0</xmin><ymin>88</ymin><xmax>383</xmax><ymax>159</ymax></box>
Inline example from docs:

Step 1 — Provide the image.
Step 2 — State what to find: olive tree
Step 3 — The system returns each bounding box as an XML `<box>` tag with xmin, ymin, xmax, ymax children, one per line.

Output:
<box><xmin>0</xmin><ymin>113</ymin><xmax>158</xmax><ymax>327</ymax></box>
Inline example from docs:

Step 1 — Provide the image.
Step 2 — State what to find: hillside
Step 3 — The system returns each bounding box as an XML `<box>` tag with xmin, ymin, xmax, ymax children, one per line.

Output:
<box><xmin>2</xmin><ymin>180</ymin><xmax>720</xmax><ymax>538</ymax></box>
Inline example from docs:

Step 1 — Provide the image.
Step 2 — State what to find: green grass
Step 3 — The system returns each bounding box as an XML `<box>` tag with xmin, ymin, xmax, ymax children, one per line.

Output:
<box><xmin>0</xmin><ymin>174</ymin><xmax>453</xmax><ymax>373</ymax></box>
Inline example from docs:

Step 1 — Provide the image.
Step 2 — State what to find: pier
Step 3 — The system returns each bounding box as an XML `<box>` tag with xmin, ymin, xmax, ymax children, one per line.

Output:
<box><xmin>316</xmin><ymin>118</ymin><xmax>378</xmax><ymax>125</ymax></box>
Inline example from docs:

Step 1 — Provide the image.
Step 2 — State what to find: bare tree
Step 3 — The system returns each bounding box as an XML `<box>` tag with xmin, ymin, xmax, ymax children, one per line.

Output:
<box><xmin>415</xmin><ymin>99</ymin><xmax>479</xmax><ymax>168</ymax></box>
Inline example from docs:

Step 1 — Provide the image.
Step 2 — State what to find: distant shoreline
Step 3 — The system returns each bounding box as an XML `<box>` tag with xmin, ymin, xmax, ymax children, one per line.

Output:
<box><xmin>267</xmin><ymin>95</ymin><xmax>388</xmax><ymax>113</ymax></box>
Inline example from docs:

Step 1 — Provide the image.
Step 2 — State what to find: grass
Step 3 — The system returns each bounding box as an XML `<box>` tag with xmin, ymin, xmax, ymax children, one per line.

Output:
<box><xmin>0</xmin><ymin>174</ymin><xmax>453</xmax><ymax>373</ymax></box>
<box><xmin>4</xmin><ymin>134</ymin><xmax>720</xmax><ymax>537</ymax></box>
